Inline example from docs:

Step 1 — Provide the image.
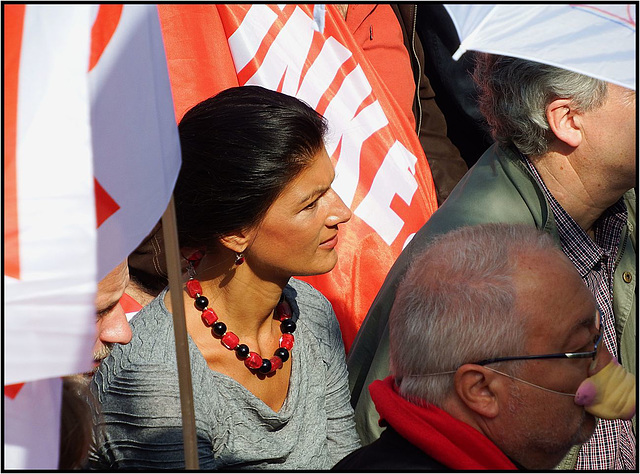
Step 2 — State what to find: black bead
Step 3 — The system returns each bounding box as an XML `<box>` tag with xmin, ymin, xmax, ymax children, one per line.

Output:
<box><xmin>280</xmin><ymin>319</ymin><xmax>296</xmax><ymax>334</ymax></box>
<box><xmin>235</xmin><ymin>344</ymin><xmax>250</xmax><ymax>359</ymax></box>
<box><xmin>194</xmin><ymin>295</ymin><xmax>209</xmax><ymax>311</ymax></box>
<box><xmin>212</xmin><ymin>322</ymin><xmax>226</xmax><ymax>337</ymax></box>
<box><xmin>274</xmin><ymin>347</ymin><xmax>289</xmax><ymax>362</ymax></box>
<box><xmin>258</xmin><ymin>359</ymin><xmax>272</xmax><ymax>374</ymax></box>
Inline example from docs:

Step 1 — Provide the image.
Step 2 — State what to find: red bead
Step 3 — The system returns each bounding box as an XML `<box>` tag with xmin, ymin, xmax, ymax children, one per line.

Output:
<box><xmin>279</xmin><ymin>333</ymin><xmax>294</xmax><ymax>350</ymax></box>
<box><xmin>186</xmin><ymin>279</ymin><xmax>202</xmax><ymax>298</ymax></box>
<box><xmin>244</xmin><ymin>352</ymin><xmax>262</xmax><ymax>369</ymax></box>
<box><xmin>269</xmin><ymin>356</ymin><xmax>283</xmax><ymax>371</ymax></box>
<box><xmin>201</xmin><ymin>308</ymin><xmax>218</xmax><ymax>326</ymax></box>
<box><xmin>276</xmin><ymin>300</ymin><xmax>292</xmax><ymax>321</ymax></box>
<box><xmin>187</xmin><ymin>250</ymin><xmax>204</xmax><ymax>262</ymax></box>
<box><xmin>221</xmin><ymin>332</ymin><xmax>239</xmax><ymax>350</ymax></box>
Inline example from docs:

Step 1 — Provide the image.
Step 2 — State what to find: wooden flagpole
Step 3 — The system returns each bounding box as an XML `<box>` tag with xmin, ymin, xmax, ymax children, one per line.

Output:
<box><xmin>161</xmin><ymin>195</ymin><xmax>199</xmax><ymax>469</ymax></box>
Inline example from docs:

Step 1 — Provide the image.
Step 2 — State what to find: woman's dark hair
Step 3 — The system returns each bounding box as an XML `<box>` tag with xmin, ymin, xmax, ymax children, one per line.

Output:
<box><xmin>59</xmin><ymin>375</ymin><xmax>93</xmax><ymax>469</ymax></box>
<box><xmin>174</xmin><ymin>86</ymin><xmax>328</xmax><ymax>250</ymax></box>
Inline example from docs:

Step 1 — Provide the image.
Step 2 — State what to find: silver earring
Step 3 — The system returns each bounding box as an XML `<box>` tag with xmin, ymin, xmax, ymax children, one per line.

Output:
<box><xmin>235</xmin><ymin>252</ymin><xmax>245</xmax><ymax>266</ymax></box>
<box><xmin>185</xmin><ymin>250</ymin><xmax>204</xmax><ymax>279</ymax></box>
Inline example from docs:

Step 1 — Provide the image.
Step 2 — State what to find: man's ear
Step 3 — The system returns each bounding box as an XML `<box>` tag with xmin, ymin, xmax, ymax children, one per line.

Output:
<box><xmin>453</xmin><ymin>364</ymin><xmax>501</xmax><ymax>419</ymax></box>
<box><xmin>546</xmin><ymin>98</ymin><xmax>582</xmax><ymax>149</ymax></box>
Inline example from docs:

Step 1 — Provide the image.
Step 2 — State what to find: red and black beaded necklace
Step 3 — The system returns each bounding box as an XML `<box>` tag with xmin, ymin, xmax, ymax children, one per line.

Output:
<box><xmin>185</xmin><ymin>276</ymin><xmax>296</xmax><ymax>375</ymax></box>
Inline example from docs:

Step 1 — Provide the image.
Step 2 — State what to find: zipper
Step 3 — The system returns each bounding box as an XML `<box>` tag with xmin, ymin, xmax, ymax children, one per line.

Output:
<box><xmin>614</xmin><ymin>224</ymin><xmax>629</xmax><ymax>269</ymax></box>
<box><xmin>408</xmin><ymin>4</ymin><xmax>421</xmax><ymax>135</ymax></box>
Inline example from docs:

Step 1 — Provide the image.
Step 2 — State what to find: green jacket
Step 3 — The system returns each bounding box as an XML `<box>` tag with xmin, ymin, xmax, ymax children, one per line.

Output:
<box><xmin>347</xmin><ymin>143</ymin><xmax>637</xmax><ymax>468</ymax></box>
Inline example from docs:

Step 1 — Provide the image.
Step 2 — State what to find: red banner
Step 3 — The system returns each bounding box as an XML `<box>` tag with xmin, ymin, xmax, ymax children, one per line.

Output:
<box><xmin>4</xmin><ymin>4</ymin><xmax>25</xmax><ymax>280</ymax></box>
<box><xmin>158</xmin><ymin>4</ymin><xmax>438</xmax><ymax>350</ymax></box>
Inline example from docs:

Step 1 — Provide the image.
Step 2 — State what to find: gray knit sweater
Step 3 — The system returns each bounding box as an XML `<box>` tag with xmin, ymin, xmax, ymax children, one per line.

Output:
<box><xmin>89</xmin><ymin>278</ymin><xmax>360</xmax><ymax>470</ymax></box>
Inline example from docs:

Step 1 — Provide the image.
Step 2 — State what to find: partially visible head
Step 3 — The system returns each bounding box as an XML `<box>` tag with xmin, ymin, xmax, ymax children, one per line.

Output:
<box><xmin>174</xmin><ymin>86</ymin><xmax>329</xmax><ymax>253</ymax></box>
<box><xmin>94</xmin><ymin>259</ymin><xmax>131</xmax><ymax>364</ymax></box>
<box><xmin>390</xmin><ymin>223</ymin><xmax>599</xmax><ymax>469</ymax></box>
<box><xmin>127</xmin><ymin>221</ymin><xmax>168</xmax><ymax>297</ymax></box>
<box><xmin>391</xmin><ymin>224</ymin><xmax>540</xmax><ymax>406</ymax></box>
<box><xmin>59</xmin><ymin>375</ymin><xmax>93</xmax><ymax>469</ymax></box>
<box><xmin>473</xmin><ymin>53</ymin><xmax>608</xmax><ymax>156</ymax></box>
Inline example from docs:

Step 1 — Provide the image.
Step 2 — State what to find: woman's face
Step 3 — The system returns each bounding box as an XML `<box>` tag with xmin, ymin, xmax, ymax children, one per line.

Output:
<box><xmin>246</xmin><ymin>148</ymin><xmax>351</xmax><ymax>281</ymax></box>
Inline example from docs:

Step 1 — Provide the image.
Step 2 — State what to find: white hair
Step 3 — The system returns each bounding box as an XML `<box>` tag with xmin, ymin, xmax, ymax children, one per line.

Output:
<box><xmin>390</xmin><ymin>223</ymin><xmax>564</xmax><ymax>408</ymax></box>
<box><xmin>473</xmin><ymin>54</ymin><xmax>608</xmax><ymax>156</ymax></box>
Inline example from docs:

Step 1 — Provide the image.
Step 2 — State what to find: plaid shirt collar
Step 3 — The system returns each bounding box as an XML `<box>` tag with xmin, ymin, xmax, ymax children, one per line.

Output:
<box><xmin>521</xmin><ymin>155</ymin><xmax>627</xmax><ymax>277</ymax></box>
<box><xmin>520</xmin><ymin>154</ymin><xmax>634</xmax><ymax>470</ymax></box>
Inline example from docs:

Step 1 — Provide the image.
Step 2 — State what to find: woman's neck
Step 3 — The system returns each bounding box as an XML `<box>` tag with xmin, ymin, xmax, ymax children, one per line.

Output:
<box><xmin>173</xmin><ymin>253</ymin><xmax>294</xmax><ymax>409</ymax></box>
<box><xmin>177</xmin><ymin>253</ymin><xmax>286</xmax><ymax>337</ymax></box>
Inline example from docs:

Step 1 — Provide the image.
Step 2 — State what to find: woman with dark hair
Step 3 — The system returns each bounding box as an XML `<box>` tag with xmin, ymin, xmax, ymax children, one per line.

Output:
<box><xmin>90</xmin><ymin>86</ymin><xmax>358</xmax><ymax>469</ymax></box>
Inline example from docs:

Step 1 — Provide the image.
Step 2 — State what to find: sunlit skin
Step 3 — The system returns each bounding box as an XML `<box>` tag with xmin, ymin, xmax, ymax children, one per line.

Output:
<box><xmin>172</xmin><ymin>148</ymin><xmax>351</xmax><ymax>412</ymax></box>
<box><xmin>536</xmin><ymin>84</ymin><xmax>636</xmax><ymax>235</ymax></box>
<box><xmin>94</xmin><ymin>260</ymin><xmax>132</xmax><ymax>366</ymax></box>
<box><xmin>242</xmin><ymin>148</ymin><xmax>352</xmax><ymax>286</ymax></box>
<box><xmin>486</xmin><ymin>250</ymin><xmax>600</xmax><ymax>469</ymax></box>
<box><xmin>441</xmin><ymin>248</ymin><xmax>602</xmax><ymax>470</ymax></box>
<box><xmin>576</xmin><ymin>84</ymin><xmax>636</xmax><ymax>195</ymax></box>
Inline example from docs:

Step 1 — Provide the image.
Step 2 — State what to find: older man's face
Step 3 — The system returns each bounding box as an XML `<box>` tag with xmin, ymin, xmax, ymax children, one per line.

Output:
<box><xmin>496</xmin><ymin>250</ymin><xmax>600</xmax><ymax>469</ymax></box>
<box><xmin>93</xmin><ymin>260</ymin><xmax>132</xmax><ymax>367</ymax></box>
<box><xmin>579</xmin><ymin>84</ymin><xmax>636</xmax><ymax>193</ymax></box>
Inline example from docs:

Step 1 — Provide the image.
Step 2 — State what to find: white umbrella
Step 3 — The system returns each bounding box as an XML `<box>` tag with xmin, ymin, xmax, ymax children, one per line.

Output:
<box><xmin>444</xmin><ymin>4</ymin><xmax>636</xmax><ymax>90</ymax></box>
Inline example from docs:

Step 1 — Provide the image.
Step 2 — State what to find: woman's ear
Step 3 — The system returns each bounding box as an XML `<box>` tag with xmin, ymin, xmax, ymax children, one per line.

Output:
<box><xmin>219</xmin><ymin>229</ymin><xmax>253</xmax><ymax>254</ymax></box>
<box><xmin>453</xmin><ymin>365</ymin><xmax>502</xmax><ymax>419</ymax></box>
<box><xmin>546</xmin><ymin>98</ymin><xmax>583</xmax><ymax>149</ymax></box>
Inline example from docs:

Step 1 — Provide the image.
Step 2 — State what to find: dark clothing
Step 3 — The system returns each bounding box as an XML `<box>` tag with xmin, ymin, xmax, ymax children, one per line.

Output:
<box><xmin>337</xmin><ymin>377</ymin><xmax>517</xmax><ymax>470</ymax></box>
<box><xmin>416</xmin><ymin>4</ymin><xmax>494</xmax><ymax>167</ymax></box>
<box><xmin>392</xmin><ymin>4</ymin><xmax>469</xmax><ymax>205</ymax></box>
<box><xmin>333</xmin><ymin>426</ymin><xmax>447</xmax><ymax>471</ymax></box>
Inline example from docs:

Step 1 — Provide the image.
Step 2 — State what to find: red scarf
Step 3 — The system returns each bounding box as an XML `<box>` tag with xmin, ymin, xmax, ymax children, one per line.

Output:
<box><xmin>370</xmin><ymin>376</ymin><xmax>517</xmax><ymax>470</ymax></box>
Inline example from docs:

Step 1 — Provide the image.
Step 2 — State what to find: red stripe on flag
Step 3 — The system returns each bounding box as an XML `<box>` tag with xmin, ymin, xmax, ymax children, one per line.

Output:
<box><xmin>4</xmin><ymin>4</ymin><xmax>25</xmax><ymax>280</ymax></box>
<box><xmin>94</xmin><ymin>178</ymin><xmax>120</xmax><ymax>228</ymax></box>
<box><xmin>120</xmin><ymin>293</ymin><xmax>143</xmax><ymax>313</ymax></box>
<box><xmin>88</xmin><ymin>4</ymin><xmax>123</xmax><ymax>72</ymax></box>
<box><xmin>4</xmin><ymin>383</ymin><xmax>25</xmax><ymax>399</ymax></box>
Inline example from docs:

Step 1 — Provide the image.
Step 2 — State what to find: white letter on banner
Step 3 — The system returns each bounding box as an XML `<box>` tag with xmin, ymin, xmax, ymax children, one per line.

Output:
<box><xmin>324</xmin><ymin>66</ymin><xmax>388</xmax><ymax>208</ymax></box>
<box><xmin>323</xmin><ymin>65</ymin><xmax>374</xmax><ymax>155</ymax></box>
<box><xmin>332</xmin><ymin>100</ymin><xmax>388</xmax><ymax>208</ymax></box>
<box><xmin>245</xmin><ymin>6</ymin><xmax>315</xmax><ymax>94</ymax></box>
<box><xmin>297</xmin><ymin>37</ymin><xmax>352</xmax><ymax>110</ymax></box>
<box><xmin>355</xmin><ymin>141</ymin><xmax>419</xmax><ymax>245</ymax></box>
<box><xmin>228</xmin><ymin>5</ymin><xmax>277</xmax><ymax>73</ymax></box>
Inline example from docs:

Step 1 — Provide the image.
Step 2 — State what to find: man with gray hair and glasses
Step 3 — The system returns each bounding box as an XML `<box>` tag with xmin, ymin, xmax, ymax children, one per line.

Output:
<box><xmin>348</xmin><ymin>53</ymin><xmax>636</xmax><ymax>470</ymax></box>
<box><xmin>335</xmin><ymin>224</ymin><xmax>634</xmax><ymax>471</ymax></box>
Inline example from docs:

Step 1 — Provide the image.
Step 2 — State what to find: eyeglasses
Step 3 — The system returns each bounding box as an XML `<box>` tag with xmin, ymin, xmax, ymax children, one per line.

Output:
<box><xmin>471</xmin><ymin>309</ymin><xmax>603</xmax><ymax>367</ymax></box>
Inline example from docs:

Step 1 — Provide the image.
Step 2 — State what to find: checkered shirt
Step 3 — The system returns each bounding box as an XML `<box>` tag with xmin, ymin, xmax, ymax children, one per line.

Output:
<box><xmin>523</xmin><ymin>156</ymin><xmax>636</xmax><ymax>470</ymax></box>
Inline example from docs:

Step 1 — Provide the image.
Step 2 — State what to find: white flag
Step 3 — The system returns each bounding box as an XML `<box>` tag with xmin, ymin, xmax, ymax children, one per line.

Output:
<box><xmin>4</xmin><ymin>4</ymin><xmax>181</xmax><ymax>468</ymax></box>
